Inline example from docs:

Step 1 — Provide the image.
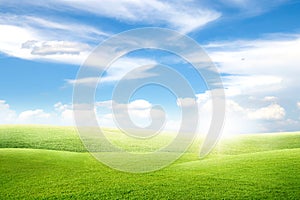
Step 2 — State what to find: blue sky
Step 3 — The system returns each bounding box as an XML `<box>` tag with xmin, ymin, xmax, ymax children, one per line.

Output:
<box><xmin>0</xmin><ymin>0</ymin><xmax>300</xmax><ymax>134</ymax></box>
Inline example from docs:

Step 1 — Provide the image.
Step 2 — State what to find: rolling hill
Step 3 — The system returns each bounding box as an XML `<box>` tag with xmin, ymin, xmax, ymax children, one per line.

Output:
<box><xmin>1</xmin><ymin>125</ymin><xmax>299</xmax><ymax>199</ymax></box>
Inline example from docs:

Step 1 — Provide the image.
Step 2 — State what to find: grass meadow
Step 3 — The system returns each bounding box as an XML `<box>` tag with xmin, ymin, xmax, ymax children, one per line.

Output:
<box><xmin>1</xmin><ymin>125</ymin><xmax>300</xmax><ymax>199</ymax></box>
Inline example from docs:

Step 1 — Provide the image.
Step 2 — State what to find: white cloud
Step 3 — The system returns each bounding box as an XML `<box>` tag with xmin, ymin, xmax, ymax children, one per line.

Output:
<box><xmin>207</xmin><ymin>35</ymin><xmax>300</xmax><ymax>77</ymax></box>
<box><xmin>203</xmin><ymin>37</ymin><xmax>300</xmax><ymax>102</ymax></box>
<box><xmin>65</xmin><ymin>77</ymin><xmax>98</xmax><ymax>87</ymax></box>
<box><xmin>48</xmin><ymin>0</ymin><xmax>221</xmax><ymax>33</ymax></box>
<box><xmin>222</xmin><ymin>75</ymin><xmax>283</xmax><ymax>96</ymax></box>
<box><xmin>0</xmin><ymin>3</ymin><xmax>219</xmax><ymax>64</ymax></box>
<box><xmin>0</xmin><ymin>97</ymin><xmax>293</xmax><ymax>133</ymax></box>
<box><xmin>297</xmin><ymin>102</ymin><xmax>300</xmax><ymax>109</ymax></box>
<box><xmin>54</xmin><ymin>102</ymin><xmax>74</xmax><ymax>124</ymax></box>
<box><xmin>0</xmin><ymin>101</ymin><xmax>75</xmax><ymax>125</ymax></box>
<box><xmin>2</xmin><ymin>0</ymin><xmax>288</xmax><ymax>34</ymax></box>
<box><xmin>0</xmin><ymin>14</ymin><xmax>109</xmax><ymax>41</ymax></box>
<box><xmin>18</xmin><ymin>109</ymin><xmax>51</xmax><ymax>124</ymax></box>
<box><xmin>0</xmin><ymin>94</ymin><xmax>295</xmax><ymax>133</ymax></box>
<box><xmin>66</xmin><ymin>57</ymin><xmax>158</xmax><ymax>85</ymax></box>
<box><xmin>96</xmin><ymin>99</ymin><xmax>169</xmax><ymax>130</ymax></box>
<box><xmin>54</xmin><ymin>102</ymin><xmax>70</xmax><ymax>113</ymax></box>
<box><xmin>97</xmin><ymin>99</ymin><xmax>153</xmax><ymax>128</ymax></box>
<box><xmin>0</xmin><ymin>24</ymin><xmax>91</xmax><ymax>64</ymax></box>
<box><xmin>201</xmin><ymin>35</ymin><xmax>300</xmax><ymax>133</ymax></box>
<box><xmin>0</xmin><ymin>100</ymin><xmax>17</xmax><ymax>124</ymax></box>
<box><xmin>226</xmin><ymin>75</ymin><xmax>282</xmax><ymax>88</ymax></box>
<box><xmin>247</xmin><ymin>104</ymin><xmax>285</xmax><ymax>120</ymax></box>
<box><xmin>24</xmin><ymin>16</ymin><xmax>109</xmax><ymax>39</ymax></box>
<box><xmin>128</xmin><ymin>99</ymin><xmax>152</xmax><ymax>110</ymax></box>
<box><xmin>218</xmin><ymin>0</ymin><xmax>289</xmax><ymax>16</ymax></box>
<box><xmin>196</xmin><ymin>91</ymin><xmax>250</xmax><ymax>135</ymax></box>
<box><xmin>0</xmin><ymin>25</ymin><xmax>38</xmax><ymax>59</ymax></box>
<box><xmin>176</xmin><ymin>98</ymin><xmax>197</xmax><ymax>108</ymax></box>
<box><xmin>22</xmin><ymin>40</ymin><xmax>91</xmax><ymax>56</ymax></box>
<box><xmin>186</xmin><ymin>35</ymin><xmax>300</xmax><ymax>99</ymax></box>
<box><xmin>263</xmin><ymin>96</ymin><xmax>278</xmax><ymax>102</ymax></box>
<box><xmin>193</xmin><ymin>90</ymin><xmax>288</xmax><ymax>134</ymax></box>
<box><xmin>224</xmin><ymin>99</ymin><xmax>286</xmax><ymax>121</ymax></box>
<box><xmin>102</xmin><ymin>57</ymin><xmax>158</xmax><ymax>82</ymax></box>
<box><xmin>0</xmin><ymin>14</ymin><xmax>109</xmax><ymax>64</ymax></box>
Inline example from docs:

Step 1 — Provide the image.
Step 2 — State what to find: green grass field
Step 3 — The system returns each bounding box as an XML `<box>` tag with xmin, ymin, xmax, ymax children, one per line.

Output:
<box><xmin>1</xmin><ymin>125</ymin><xmax>300</xmax><ymax>199</ymax></box>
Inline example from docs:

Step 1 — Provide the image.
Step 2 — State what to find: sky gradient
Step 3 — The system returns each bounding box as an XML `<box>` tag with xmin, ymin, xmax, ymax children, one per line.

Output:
<box><xmin>0</xmin><ymin>0</ymin><xmax>300</xmax><ymax>134</ymax></box>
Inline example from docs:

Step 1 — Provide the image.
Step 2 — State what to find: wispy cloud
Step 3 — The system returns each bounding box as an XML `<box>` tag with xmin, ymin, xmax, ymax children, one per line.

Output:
<box><xmin>218</xmin><ymin>0</ymin><xmax>290</xmax><ymax>16</ymax></box>
<box><xmin>201</xmin><ymin>34</ymin><xmax>300</xmax><ymax>132</ymax></box>
<box><xmin>22</xmin><ymin>40</ymin><xmax>91</xmax><ymax>56</ymax></box>
<box><xmin>0</xmin><ymin>14</ymin><xmax>109</xmax><ymax>41</ymax></box>
<box><xmin>0</xmin><ymin>24</ymin><xmax>91</xmax><ymax>64</ymax></box>
<box><xmin>56</xmin><ymin>0</ymin><xmax>221</xmax><ymax>33</ymax></box>
<box><xmin>66</xmin><ymin>57</ymin><xmax>158</xmax><ymax>85</ymax></box>
<box><xmin>0</xmin><ymin>14</ymin><xmax>109</xmax><ymax>64</ymax></box>
<box><xmin>2</xmin><ymin>0</ymin><xmax>221</xmax><ymax>33</ymax></box>
<box><xmin>222</xmin><ymin>75</ymin><xmax>283</xmax><ymax>96</ymax></box>
<box><xmin>205</xmin><ymin>34</ymin><xmax>300</xmax><ymax>93</ymax></box>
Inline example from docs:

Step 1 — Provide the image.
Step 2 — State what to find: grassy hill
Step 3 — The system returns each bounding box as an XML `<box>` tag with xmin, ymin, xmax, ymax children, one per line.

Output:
<box><xmin>1</xmin><ymin>125</ymin><xmax>300</xmax><ymax>199</ymax></box>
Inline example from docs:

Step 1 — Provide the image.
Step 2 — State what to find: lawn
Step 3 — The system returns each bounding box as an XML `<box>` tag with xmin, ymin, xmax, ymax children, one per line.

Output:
<box><xmin>0</xmin><ymin>125</ymin><xmax>300</xmax><ymax>199</ymax></box>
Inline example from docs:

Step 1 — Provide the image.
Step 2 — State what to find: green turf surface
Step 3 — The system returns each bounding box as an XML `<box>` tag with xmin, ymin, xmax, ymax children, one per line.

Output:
<box><xmin>1</xmin><ymin>125</ymin><xmax>300</xmax><ymax>199</ymax></box>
